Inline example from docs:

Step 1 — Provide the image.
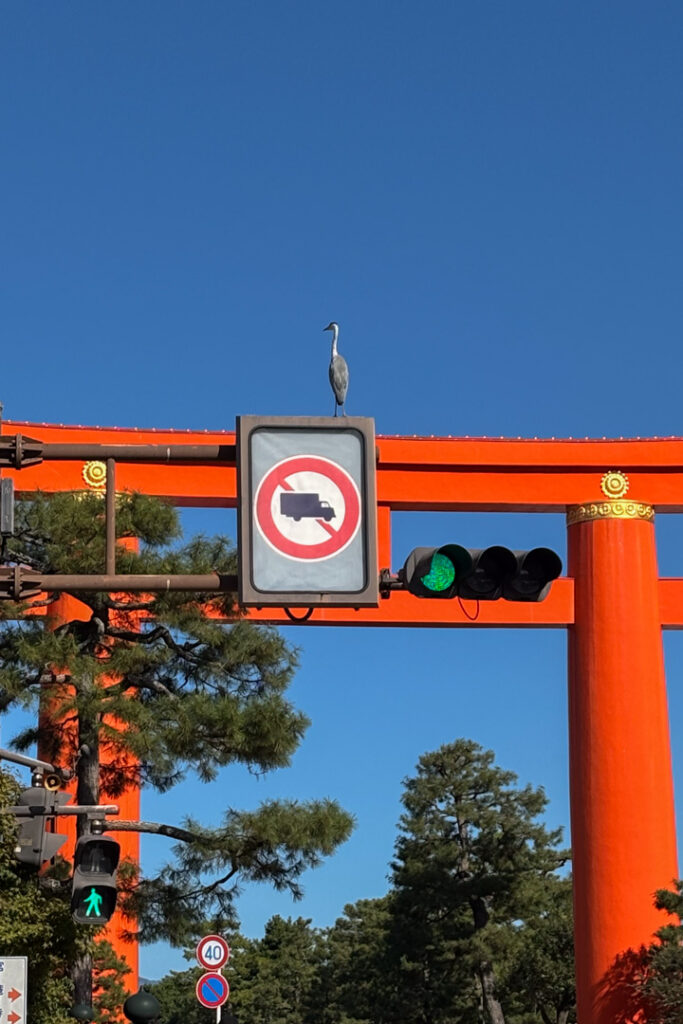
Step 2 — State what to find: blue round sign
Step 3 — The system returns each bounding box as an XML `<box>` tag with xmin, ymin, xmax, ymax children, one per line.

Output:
<box><xmin>196</xmin><ymin>972</ymin><xmax>230</xmax><ymax>1008</ymax></box>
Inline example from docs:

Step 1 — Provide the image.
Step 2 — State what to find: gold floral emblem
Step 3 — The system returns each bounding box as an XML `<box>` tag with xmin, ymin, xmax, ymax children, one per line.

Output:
<box><xmin>82</xmin><ymin>460</ymin><xmax>107</xmax><ymax>490</ymax></box>
<box><xmin>600</xmin><ymin>471</ymin><xmax>629</xmax><ymax>499</ymax></box>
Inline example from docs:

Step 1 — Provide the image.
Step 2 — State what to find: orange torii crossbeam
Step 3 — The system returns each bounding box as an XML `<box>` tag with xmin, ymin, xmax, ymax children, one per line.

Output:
<box><xmin>2</xmin><ymin>418</ymin><xmax>682</xmax><ymax>1024</ymax></box>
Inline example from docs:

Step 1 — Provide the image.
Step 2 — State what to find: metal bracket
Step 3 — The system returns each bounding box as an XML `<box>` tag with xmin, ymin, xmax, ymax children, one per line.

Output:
<box><xmin>0</xmin><ymin>434</ymin><xmax>44</xmax><ymax>469</ymax></box>
<box><xmin>0</xmin><ymin>566</ymin><xmax>44</xmax><ymax>601</ymax></box>
<box><xmin>379</xmin><ymin>569</ymin><xmax>403</xmax><ymax>599</ymax></box>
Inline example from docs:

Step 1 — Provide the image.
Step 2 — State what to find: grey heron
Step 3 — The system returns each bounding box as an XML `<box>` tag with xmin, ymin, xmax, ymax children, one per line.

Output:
<box><xmin>323</xmin><ymin>321</ymin><xmax>349</xmax><ymax>416</ymax></box>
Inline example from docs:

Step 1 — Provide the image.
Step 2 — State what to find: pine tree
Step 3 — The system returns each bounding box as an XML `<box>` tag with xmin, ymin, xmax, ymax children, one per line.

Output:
<box><xmin>231</xmin><ymin>916</ymin><xmax>321</xmax><ymax>1024</ymax></box>
<box><xmin>503</xmin><ymin>875</ymin><xmax>575</xmax><ymax>1024</ymax></box>
<box><xmin>0</xmin><ymin>492</ymin><xmax>353</xmax><ymax>1008</ymax></box>
<box><xmin>149</xmin><ymin>964</ymin><xmax>217</xmax><ymax>1024</ymax></box>
<box><xmin>636</xmin><ymin>881</ymin><xmax>683</xmax><ymax>1024</ymax></box>
<box><xmin>390</xmin><ymin>739</ymin><xmax>569</xmax><ymax>1024</ymax></box>
<box><xmin>316</xmin><ymin>896</ymin><xmax>401</xmax><ymax>1024</ymax></box>
<box><xmin>0</xmin><ymin>769</ymin><xmax>131</xmax><ymax>1024</ymax></box>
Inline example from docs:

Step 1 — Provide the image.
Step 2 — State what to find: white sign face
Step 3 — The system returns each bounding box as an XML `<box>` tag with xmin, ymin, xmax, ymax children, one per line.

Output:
<box><xmin>0</xmin><ymin>956</ymin><xmax>27</xmax><ymax>1024</ymax></box>
<box><xmin>196</xmin><ymin>934</ymin><xmax>230</xmax><ymax>970</ymax></box>
<box><xmin>238</xmin><ymin>416</ymin><xmax>379</xmax><ymax>607</ymax></box>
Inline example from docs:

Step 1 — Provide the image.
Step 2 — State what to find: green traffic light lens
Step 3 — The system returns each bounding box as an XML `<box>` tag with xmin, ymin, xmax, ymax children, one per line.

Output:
<box><xmin>420</xmin><ymin>552</ymin><xmax>456</xmax><ymax>592</ymax></box>
<box><xmin>82</xmin><ymin>887</ymin><xmax>105</xmax><ymax>917</ymax></box>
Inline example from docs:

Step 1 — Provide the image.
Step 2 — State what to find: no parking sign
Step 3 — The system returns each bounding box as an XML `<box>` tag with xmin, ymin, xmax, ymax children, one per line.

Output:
<box><xmin>237</xmin><ymin>417</ymin><xmax>378</xmax><ymax>607</ymax></box>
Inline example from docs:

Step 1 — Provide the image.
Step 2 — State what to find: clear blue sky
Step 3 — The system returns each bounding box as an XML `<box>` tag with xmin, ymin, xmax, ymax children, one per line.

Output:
<box><xmin>3</xmin><ymin>1</ymin><xmax>683</xmax><ymax>980</ymax></box>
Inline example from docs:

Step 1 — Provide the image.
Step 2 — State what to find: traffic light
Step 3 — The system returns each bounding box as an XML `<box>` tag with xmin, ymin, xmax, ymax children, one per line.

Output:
<box><xmin>13</xmin><ymin>787</ymin><xmax>68</xmax><ymax>866</ymax></box>
<box><xmin>71</xmin><ymin>834</ymin><xmax>120</xmax><ymax>925</ymax></box>
<box><xmin>0</xmin><ymin>478</ymin><xmax>14</xmax><ymax>536</ymax></box>
<box><xmin>398</xmin><ymin>545</ymin><xmax>474</xmax><ymax>598</ymax></box>
<box><xmin>399</xmin><ymin>545</ymin><xmax>562</xmax><ymax>602</ymax></box>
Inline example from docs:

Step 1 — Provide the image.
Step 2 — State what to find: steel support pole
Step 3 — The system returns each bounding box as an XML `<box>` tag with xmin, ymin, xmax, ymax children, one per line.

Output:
<box><xmin>105</xmin><ymin>458</ymin><xmax>116</xmax><ymax>575</ymax></box>
<box><xmin>567</xmin><ymin>503</ymin><xmax>679</xmax><ymax>1023</ymax></box>
<box><xmin>41</xmin><ymin>591</ymin><xmax>140</xmax><ymax>994</ymax></box>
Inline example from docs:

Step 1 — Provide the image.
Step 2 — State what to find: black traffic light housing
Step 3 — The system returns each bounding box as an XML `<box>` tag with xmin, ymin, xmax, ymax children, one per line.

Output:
<box><xmin>399</xmin><ymin>545</ymin><xmax>473</xmax><ymax>598</ymax></box>
<box><xmin>399</xmin><ymin>545</ymin><xmax>562</xmax><ymax>602</ymax></box>
<box><xmin>71</xmin><ymin>834</ymin><xmax>120</xmax><ymax>925</ymax></box>
<box><xmin>13</xmin><ymin>787</ymin><xmax>69</xmax><ymax>867</ymax></box>
<box><xmin>0</xmin><ymin>478</ymin><xmax>14</xmax><ymax>537</ymax></box>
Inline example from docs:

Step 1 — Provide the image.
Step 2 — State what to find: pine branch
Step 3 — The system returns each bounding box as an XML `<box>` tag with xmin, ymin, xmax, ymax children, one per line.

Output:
<box><xmin>105</xmin><ymin>818</ymin><xmax>204</xmax><ymax>844</ymax></box>
<box><xmin>108</xmin><ymin>676</ymin><xmax>180</xmax><ymax>701</ymax></box>
<box><xmin>23</xmin><ymin>595</ymin><xmax>60</xmax><ymax>609</ymax></box>
<box><xmin>31</xmin><ymin>671</ymin><xmax>73</xmax><ymax>686</ymax></box>
<box><xmin>102</xmin><ymin>598</ymin><xmax>156</xmax><ymax>611</ymax></box>
<box><xmin>180</xmin><ymin>866</ymin><xmax>240</xmax><ymax>900</ymax></box>
<box><xmin>107</xmin><ymin>623</ymin><xmax>203</xmax><ymax>662</ymax></box>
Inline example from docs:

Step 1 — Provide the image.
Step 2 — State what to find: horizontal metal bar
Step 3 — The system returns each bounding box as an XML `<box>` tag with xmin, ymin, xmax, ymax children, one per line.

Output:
<box><xmin>6</xmin><ymin>804</ymin><xmax>119</xmax><ymax>817</ymax></box>
<box><xmin>41</xmin><ymin>573</ymin><xmax>238</xmax><ymax>592</ymax></box>
<box><xmin>0</xmin><ymin>434</ymin><xmax>237</xmax><ymax>470</ymax></box>
<box><xmin>0</xmin><ymin>748</ymin><xmax>55</xmax><ymax>773</ymax></box>
<box><xmin>44</xmin><ymin>442</ymin><xmax>236</xmax><ymax>462</ymax></box>
<box><xmin>0</xmin><ymin>566</ymin><xmax>238</xmax><ymax>596</ymax></box>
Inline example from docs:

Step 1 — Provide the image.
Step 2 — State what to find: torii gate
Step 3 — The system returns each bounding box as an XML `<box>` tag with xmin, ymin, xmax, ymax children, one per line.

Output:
<box><xmin>3</xmin><ymin>418</ymin><xmax>682</xmax><ymax>1024</ymax></box>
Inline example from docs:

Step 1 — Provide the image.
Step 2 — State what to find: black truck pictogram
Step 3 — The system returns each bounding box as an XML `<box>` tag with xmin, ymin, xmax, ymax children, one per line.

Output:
<box><xmin>280</xmin><ymin>492</ymin><xmax>336</xmax><ymax>522</ymax></box>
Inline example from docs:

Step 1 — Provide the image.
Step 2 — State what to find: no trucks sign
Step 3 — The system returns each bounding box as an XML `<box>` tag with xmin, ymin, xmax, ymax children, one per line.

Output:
<box><xmin>237</xmin><ymin>416</ymin><xmax>378</xmax><ymax>607</ymax></box>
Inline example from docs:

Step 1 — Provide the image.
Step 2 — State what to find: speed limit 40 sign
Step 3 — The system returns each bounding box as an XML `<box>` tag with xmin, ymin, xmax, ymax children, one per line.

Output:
<box><xmin>197</xmin><ymin>934</ymin><xmax>231</xmax><ymax>970</ymax></box>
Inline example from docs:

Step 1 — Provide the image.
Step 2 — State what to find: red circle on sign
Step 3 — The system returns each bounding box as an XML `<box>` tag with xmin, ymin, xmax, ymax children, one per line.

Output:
<box><xmin>254</xmin><ymin>455</ymin><xmax>361</xmax><ymax>561</ymax></box>
<box><xmin>196</xmin><ymin>934</ymin><xmax>230</xmax><ymax>969</ymax></box>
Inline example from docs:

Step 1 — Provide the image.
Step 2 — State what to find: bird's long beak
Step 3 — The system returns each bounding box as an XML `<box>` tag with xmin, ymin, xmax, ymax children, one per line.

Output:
<box><xmin>323</xmin><ymin>323</ymin><xmax>333</xmax><ymax>332</ymax></box>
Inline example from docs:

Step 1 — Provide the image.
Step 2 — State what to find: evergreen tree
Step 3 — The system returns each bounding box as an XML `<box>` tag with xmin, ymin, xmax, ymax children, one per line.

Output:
<box><xmin>503</xmin><ymin>875</ymin><xmax>575</xmax><ymax>1024</ymax></box>
<box><xmin>231</xmin><ymin>915</ymin><xmax>321</xmax><ymax>1024</ymax></box>
<box><xmin>390</xmin><ymin>739</ymin><xmax>569</xmax><ymax>1024</ymax></box>
<box><xmin>0</xmin><ymin>769</ymin><xmax>131</xmax><ymax>1024</ymax></box>
<box><xmin>0</xmin><ymin>493</ymin><xmax>353</xmax><ymax>1007</ymax></box>
<box><xmin>151</xmin><ymin>920</ymin><xmax>322</xmax><ymax>1024</ymax></box>
<box><xmin>150</xmin><ymin>964</ymin><xmax>218</xmax><ymax>1024</ymax></box>
<box><xmin>316</xmin><ymin>896</ymin><xmax>400</xmax><ymax>1024</ymax></box>
<box><xmin>635</xmin><ymin>881</ymin><xmax>683</xmax><ymax>1024</ymax></box>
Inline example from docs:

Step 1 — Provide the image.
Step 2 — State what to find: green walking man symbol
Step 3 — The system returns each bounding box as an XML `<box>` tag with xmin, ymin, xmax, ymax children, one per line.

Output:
<box><xmin>83</xmin><ymin>887</ymin><xmax>104</xmax><ymax>917</ymax></box>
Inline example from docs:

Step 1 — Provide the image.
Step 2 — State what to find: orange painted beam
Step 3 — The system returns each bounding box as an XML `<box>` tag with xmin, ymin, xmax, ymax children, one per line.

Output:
<box><xmin>7</xmin><ymin>420</ymin><xmax>683</xmax><ymax>510</ymax></box>
<box><xmin>229</xmin><ymin>578</ymin><xmax>575</xmax><ymax>627</ymax></box>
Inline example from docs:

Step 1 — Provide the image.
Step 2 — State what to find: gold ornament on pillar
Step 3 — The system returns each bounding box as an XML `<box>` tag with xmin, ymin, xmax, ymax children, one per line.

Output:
<box><xmin>566</xmin><ymin>470</ymin><xmax>654</xmax><ymax>526</ymax></box>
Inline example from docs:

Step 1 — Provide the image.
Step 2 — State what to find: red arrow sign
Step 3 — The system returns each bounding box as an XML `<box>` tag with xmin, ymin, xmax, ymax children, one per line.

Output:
<box><xmin>8</xmin><ymin>1011</ymin><xmax>21</xmax><ymax>1023</ymax></box>
<box><xmin>8</xmin><ymin>990</ymin><xmax>21</xmax><ymax>1002</ymax></box>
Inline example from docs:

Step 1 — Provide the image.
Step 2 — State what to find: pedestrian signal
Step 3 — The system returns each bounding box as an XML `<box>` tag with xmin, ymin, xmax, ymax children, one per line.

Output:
<box><xmin>71</xmin><ymin>834</ymin><xmax>120</xmax><ymax>925</ymax></box>
<box><xmin>399</xmin><ymin>545</ymin><xmax>562</xmax><ymax>602</ymax></box>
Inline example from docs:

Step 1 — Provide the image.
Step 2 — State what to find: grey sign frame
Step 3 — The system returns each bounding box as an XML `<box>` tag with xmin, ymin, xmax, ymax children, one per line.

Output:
<box><xmin>237</xmin><ymin>416</ymin><xmax>378</xmax><ymax>607</ymax></box>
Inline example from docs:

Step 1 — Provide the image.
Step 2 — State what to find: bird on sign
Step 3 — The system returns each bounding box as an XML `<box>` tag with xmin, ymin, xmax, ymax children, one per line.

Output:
<box><xmin>323</xmin><ymin>321</ymin><xmax>349</xmax><ymax>417</ymax></box>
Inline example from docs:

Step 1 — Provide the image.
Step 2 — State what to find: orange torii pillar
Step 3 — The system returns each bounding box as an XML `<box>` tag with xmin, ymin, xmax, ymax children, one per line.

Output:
<box><xmin>567</xmin><ymin>498</ymin><xmax>679</xmax><ymax>1023</ymax></box>
<box><xmin>39</xmin><ymin>591</ymin><xmax>139</xmax><ymax>995</ymax></box>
